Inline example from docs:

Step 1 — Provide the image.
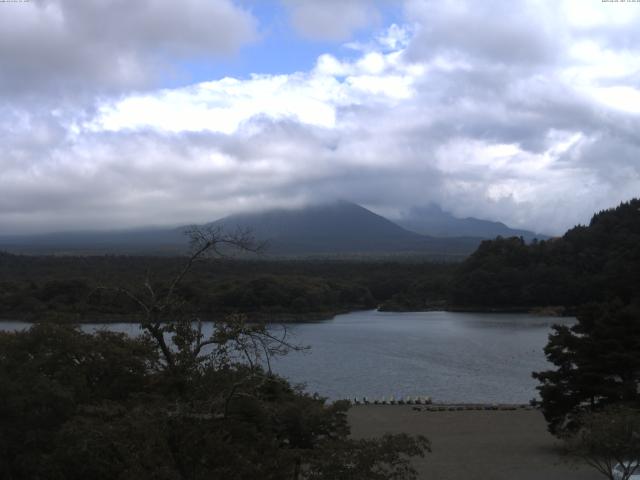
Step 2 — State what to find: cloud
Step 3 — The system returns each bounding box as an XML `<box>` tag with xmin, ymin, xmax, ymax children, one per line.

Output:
<box><xmin>0</xmin><ymin>0</ymin><xmax>258</xmax><ymax>96</ymax></box>
<box><xmin>2</xmin><ymin>1</ymin><xmax>640</xmax><ymax>236</ymax></box>
<box><xmin>88</xmin><ymin>44</ymin><xmax>420</xmax><ymax>134</ymax></box>
<box><xmin>405</xmin><ymin>0</ymin><xmax>561</xmax><ymax>66</ymax></box>
<box><xmin>282</xmin><ymin>0</ymin><xmax>380</xmax><ymax>41</ymax></box>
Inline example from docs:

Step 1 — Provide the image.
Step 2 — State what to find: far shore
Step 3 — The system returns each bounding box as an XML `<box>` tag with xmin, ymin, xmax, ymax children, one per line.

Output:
<box><xmin>0</xmin><ymin>310</ymin><xmax>346</xmax><ymax>325</ymax></box>
<box><xmin>0</xmin><ymin>305</ymin><xmax>576</xmax><ymax>325</ymax></box>
<box><xmin>380</xmin><ymin>304</ymin><xmax>575</xmax><ymax>316</ymax></box>
<box><xmin>348</xmin><ymin>406</ymin><xmax>599</xmax><ymax>480</ymax></box>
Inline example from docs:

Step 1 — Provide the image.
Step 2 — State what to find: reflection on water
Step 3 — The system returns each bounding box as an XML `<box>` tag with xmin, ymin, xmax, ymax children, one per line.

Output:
<box><xmin>0</xmin><ymin>310</ymin><xmax>573</xmax><ymax>403</ymax></box>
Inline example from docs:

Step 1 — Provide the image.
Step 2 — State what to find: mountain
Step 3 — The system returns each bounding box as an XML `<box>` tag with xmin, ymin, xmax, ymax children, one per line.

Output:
<box><xmin>0</xmin><ymin>201</ymin><xmax>483</xmax><ymax>257</ymax></box>
<box><xmin>210</xmin><ymin>201</ymin><xmax>481</xmax><ymax>256</ymax></box>
<box><xmin>396</xmin><ymin>204</ymin><xmax>548</xmax><ymax>241</ymax></box>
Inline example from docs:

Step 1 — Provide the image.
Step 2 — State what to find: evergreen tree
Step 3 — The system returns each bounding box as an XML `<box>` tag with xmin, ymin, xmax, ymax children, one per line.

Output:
<box><xmin>533</xmin><ymin>301</ymin><xmax>640</xmax><ymax>434</ymax></box>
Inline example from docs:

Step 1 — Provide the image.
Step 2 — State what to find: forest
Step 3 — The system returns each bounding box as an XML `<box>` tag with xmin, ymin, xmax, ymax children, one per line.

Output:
<box><xmin>1</xmin><ymin>199</ymin><xmax>638</xmax><ymax>321</ymax></box>
<box><xmin>0</xmin><ymin>254</ymin><xmax>453</xmax><ymax>322</ymax></box>
<box><xmin>450</xmin><ymin>198</ymin><xmax>640</xmax><ymax>310</ymax></box>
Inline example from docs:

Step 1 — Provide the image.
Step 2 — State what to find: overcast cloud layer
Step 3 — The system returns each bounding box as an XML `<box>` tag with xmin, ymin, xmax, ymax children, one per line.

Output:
<box><xmin>1</xmin><ymin>0</ymin><xmax>640</xmax><ymax>235</ymax></box>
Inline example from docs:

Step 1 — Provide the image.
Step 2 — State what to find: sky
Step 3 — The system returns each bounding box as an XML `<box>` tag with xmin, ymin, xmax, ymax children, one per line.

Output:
<box><xmin>1</xmin><ymin>0</ymin><xmax>640</xmax><ymax>236</ymax></box>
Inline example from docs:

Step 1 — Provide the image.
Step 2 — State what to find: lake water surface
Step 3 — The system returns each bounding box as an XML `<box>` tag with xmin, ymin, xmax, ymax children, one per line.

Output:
<box><xmin>1</xmin><ymin>310</ymin><xmax>572</xmax><ymax>403</ymax></box>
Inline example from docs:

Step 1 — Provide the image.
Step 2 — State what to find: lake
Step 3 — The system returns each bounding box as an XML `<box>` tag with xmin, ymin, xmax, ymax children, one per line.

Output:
<box><xmin>0</xmin><ymin>310</ymin><xmax>572</xmax><ymax>404</ymax></box>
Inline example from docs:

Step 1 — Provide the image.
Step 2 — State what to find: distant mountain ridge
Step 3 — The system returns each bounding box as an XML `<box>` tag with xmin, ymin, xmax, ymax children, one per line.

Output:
<box><xmin>211</xmin><ymin>201</ymin><xmax>480</xmax><ymax>256</ymax></box>
<box><xmin>0</xmin><ymin>201</ymin><xmax>542</xmax><ymax>256</ymax></box>
<box><xmin>397</xmin><ymin>204</ymin><xmax>548</xmax><ymax>241</ymax></box>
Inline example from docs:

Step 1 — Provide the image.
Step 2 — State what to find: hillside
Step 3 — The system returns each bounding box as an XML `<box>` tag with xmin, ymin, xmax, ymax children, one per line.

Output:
<box><xmin>450</xmin><ymin>198</ymin><xmax>640</xmax><ymax>309</ymax></box>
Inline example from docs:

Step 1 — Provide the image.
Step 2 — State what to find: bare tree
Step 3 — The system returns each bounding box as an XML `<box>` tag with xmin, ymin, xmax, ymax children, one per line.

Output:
<box><xmin>101</xmin><ymin>225</ymin><xmax>300</xmax><ymax>372</ymax></box>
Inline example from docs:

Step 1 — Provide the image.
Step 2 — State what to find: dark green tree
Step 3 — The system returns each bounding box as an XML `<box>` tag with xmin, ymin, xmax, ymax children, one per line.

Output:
<box><xmin>533</xmin><ymin>301</ymin><xmax>640</xmax><ymax>435</ymax></box>
<box><xmin>451</xmin><ymin>198</ymin><xmax>640</xmax><ymax>309</ymax></box>
<box><xmin>0</xmin><ymin>226</ymin><xmax>430</xmax><ymax>480</ymax></box>
<box><xmin>0</xmin><ymin>324</ymin><xmax>157</xmax><ymax>479</ymax></box>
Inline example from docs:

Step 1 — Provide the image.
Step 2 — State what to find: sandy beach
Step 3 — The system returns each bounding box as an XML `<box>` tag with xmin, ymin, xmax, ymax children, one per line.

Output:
<box><xmin>348</xmin><ymin>406</ymin><xmax>601</xmax><ymax>480</ymax></box>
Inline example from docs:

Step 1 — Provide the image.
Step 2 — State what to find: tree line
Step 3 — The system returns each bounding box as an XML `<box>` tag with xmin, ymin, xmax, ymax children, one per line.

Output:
<box><xmin>451</xmin><ymin>199</ymin><xmax>640</xmax><ymax>309</ymax></box>
<box><xmin>0</xmin><ymin>253</ymin><xmax>453</xmax><ymax>321</ymax></box>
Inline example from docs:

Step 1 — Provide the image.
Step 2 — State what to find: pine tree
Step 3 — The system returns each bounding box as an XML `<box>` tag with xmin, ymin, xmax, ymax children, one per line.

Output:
<box><xmin>533</xmin><ymin>301</ymin><xmax>640</xmax><ymax>434</ymax></box>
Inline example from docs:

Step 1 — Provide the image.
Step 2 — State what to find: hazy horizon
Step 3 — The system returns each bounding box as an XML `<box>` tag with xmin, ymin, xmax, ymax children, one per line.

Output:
<box><xmin>0</xmin><ymin>198</ymin><xmax>561</xmax><ymax>237</ymax></box>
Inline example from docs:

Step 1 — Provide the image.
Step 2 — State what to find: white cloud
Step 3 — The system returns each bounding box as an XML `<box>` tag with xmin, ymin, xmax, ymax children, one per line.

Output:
<box><xmin>562</xmin><ymin>0</ymin><xmax>640</xmax><ymax>29</ymax></box>
<box><xmin>90</xmin><ymin>75</ymin><xmax>341</xmax><ymax>133</ymax></box>
<box><xmin>88</xmin><ymin>44</ymin><xmax>422</xmax><ymax>134</ymax></box>
<box><xmin>2</xmin><ymin>2</ymin><xmax>640</xmax><ymax>236</ymax></box>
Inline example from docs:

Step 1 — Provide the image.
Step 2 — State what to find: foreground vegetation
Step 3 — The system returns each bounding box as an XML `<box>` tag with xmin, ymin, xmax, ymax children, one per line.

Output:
<box><xmin>0</xmin><ymin>321</ymin><xmax>430</xmax><ymax>480</ymax></box>
<box><xmin>0</xmin><ymin>228</ymin><xmax>429</xmax><ymax>480</ymax></box>
<box><xmin>534</xmin><ymin>301</ymin><xmax>640</xmax><ymax>433</ymax></box>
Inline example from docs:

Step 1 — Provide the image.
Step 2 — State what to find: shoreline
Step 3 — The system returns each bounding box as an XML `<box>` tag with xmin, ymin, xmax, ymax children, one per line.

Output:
<box><xmin>347</xmin><ymin>401</ymin><xmax>536</xmax><ymax>411</ymax></box>
<box><xmin>0</xmin><ymin>310</ymin><xmax>347</xmax><ymax>325</ymax></box>
<box><xmin>0</xmin><ymin>305</ymin><xmax>575</xmax><ymax>324</ymax></box>
<box><xmin>348</xmin><ymin>405</ymin><xmax>599</xmax><ymax>480</ymax></box>
<box><xmin>380</xmin><ymin>304</ymin><xmax>574</xmax><ymax>316</ymax></box>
